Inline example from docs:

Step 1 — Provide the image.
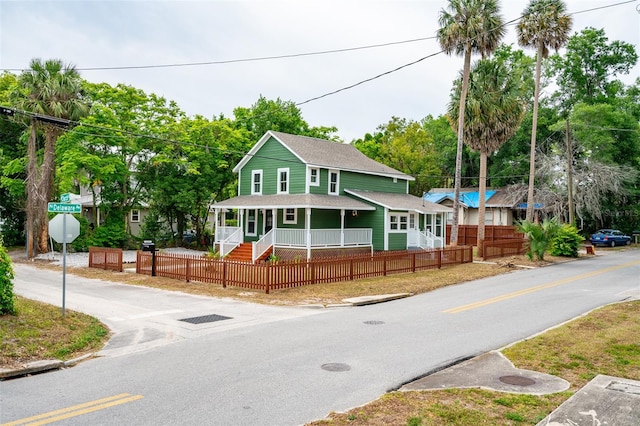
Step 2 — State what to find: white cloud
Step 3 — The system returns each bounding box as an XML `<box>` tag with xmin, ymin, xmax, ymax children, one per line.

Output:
<box><xmin>1</xmin><ymin>0</ymin><xmax>638</xmax><ymax>141</ymax></box>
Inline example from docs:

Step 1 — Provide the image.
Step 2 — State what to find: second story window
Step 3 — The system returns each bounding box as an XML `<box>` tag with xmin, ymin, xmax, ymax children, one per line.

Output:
<box><xmin>328</xmin><ymin>170</ymin><xmax>339</xmax><ymax>195</ymax></box>
<box><xmin>277</xmin><ymin>168</ymin><xmax>289</xmax><ymax>194</ymax></box>
<box><xmin>252</xmin><ymin>170</ymin><xmax>263</xmax><ymax>195</ymax></box>
<box><xmin>309</xmin><ymin>168</ymin><xmax>319</xmax><ymax>186</ymax></box>
<box><xmin>130</xmin><ymin>209</ymin><xmax>140</xmax><ymax>223</ymax></box>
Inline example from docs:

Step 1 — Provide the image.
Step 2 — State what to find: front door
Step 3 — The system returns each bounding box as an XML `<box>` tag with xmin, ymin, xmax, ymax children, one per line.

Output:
<box><xmin>265</xmin><ymin>209</ymin><xmax>273</xmax><ymax>233</ymax></box>
<box><xmin>407</xmin><ymin>213</ymin><xmax>419</xmax><ymax>247</ymax></box>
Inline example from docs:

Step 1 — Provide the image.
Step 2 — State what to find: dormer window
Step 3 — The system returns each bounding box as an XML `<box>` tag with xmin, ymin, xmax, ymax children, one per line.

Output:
<box><xmin>251</xmin><ymin>170</ymin><xmax>263</xmax><ymax>195</ymax></box>
<box><xmin>328</xmin><ymin>170</ymin><xmax>339</xmax><ymax>195</ymax></box>
<box><xmin>277</xmin><ymin>168</ymin><xmax>289</xmax><ymax>194</ymax></box>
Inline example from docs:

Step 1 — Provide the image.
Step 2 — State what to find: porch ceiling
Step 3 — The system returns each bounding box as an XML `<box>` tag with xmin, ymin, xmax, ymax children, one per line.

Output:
<box><xmin>212</xmin><ymin>193</ymin><xmax>376</xmax><ymax>211</ymax></box>
<box><xmin>345</xmin><ymin>189</ymin><xmax>453</xmax><ymax>214</ymax></box>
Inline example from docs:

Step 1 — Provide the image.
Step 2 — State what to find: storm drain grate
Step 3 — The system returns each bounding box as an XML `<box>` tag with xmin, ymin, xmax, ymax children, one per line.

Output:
<box><xmin>499</xmin><ymin>375</ymin><xmax>536</xmax><ymax>386</ymax></box>
<box><xmin>179</xmin><ymin>314</ymin><xmax>232</xmax><ymax>324</ymax></box>
<box><xmin>364</xmin><ymin>320</ymin><xmax>385</xmax><ymax>325</ymax></box>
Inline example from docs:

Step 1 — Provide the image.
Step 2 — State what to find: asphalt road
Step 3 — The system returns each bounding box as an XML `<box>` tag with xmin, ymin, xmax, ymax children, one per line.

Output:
<box><xmin>2</xmin><ymin>250</ymin><xmax>639</xmax><ymax>425</ymax></box>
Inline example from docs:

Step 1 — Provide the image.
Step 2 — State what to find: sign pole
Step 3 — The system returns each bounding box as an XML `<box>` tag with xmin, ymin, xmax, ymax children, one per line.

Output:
<box><xmin>62</xmin><ymin>214</ymin><xmax>67</xmax><ymax>317</ymax></box>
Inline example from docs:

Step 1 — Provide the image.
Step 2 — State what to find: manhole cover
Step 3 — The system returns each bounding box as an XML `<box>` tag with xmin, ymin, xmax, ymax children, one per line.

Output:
<box><xmin>321</xmin><ymin>363</ymin><xmax>351</xmax><ymax>372</ymax></box>
<box><xmin>499</xmin><ymin>375</ymin><xmax>536</xmax><ymax>386</ymax></box>
<box><xmin>364</xmin><ymin>320</ymin><xmax>385</xmax><ymax>325</ymax></box>
<box><xmin>179</xmin><ymin>314</ymin><xmax>232</xmax><ymax>324</ymax></box>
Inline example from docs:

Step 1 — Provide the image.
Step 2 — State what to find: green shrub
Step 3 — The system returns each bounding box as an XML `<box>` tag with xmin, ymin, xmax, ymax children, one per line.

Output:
<box><xmin>516</xmin><ymin>218</ymin><xmax>561</xmax><ymax>261</ymax></box>
<box><xmin>89</xmin><ymin>221</ymin><xmax>127</xmax><ymax>248</ymax></box>
<box><xmin>0</xmin><ymin>238</ymin><xmax>16</xmax><ymax>315</ymax></box>
<box><xmin>550</xmin><ymin>224</ymin><xmax>584</xmax><ymax>257</ymax></box>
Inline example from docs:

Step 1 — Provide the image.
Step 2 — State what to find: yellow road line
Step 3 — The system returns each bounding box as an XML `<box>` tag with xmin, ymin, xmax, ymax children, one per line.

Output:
<box><xmin>2</xmin><ymin>393</ymin><xmax>143</xmax><ymax>426</ymax></box>
<box><xmin>444</xmin><ymin>260</ymin><xmax>640</xmax><ymax>314</ymax></box>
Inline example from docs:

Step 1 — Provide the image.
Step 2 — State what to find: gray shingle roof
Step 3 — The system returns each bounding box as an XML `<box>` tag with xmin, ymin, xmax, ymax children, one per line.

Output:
<box><xmin>212</xmin><ymin>194</ymin><xmax>376</xmax><ymax>211</ymax></box>
<box><xmin>267</xmin><ymin>131</ymin><xmax>413</xmax><ymax>180</ymax></box>
<box><xmin>345</xmin><ymin>190</ymin><xmax>452</xmax><ymax>214</ymax></box>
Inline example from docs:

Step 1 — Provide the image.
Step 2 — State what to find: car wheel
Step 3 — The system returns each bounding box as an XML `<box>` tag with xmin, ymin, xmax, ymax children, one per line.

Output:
<box><xmin>610</xmin><ymin>240</ymin><xmax>616</xmax><ymax>247</ymax></box>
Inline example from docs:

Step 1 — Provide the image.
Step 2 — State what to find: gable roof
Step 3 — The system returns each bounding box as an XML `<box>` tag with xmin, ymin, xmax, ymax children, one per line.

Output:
<box><xmin>346</xmin><ymin>190</ymin><xmax>452</xmax><ymax>214</ymax></box>
<box><xmin>234</xmin><ymin>131</ymin><xmax>413</xmax><ymax>181</ymax></box>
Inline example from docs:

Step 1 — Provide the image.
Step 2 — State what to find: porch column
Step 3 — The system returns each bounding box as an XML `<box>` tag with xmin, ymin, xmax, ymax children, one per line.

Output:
<box><xmin>239</xmin><ymin>209</ymin><xmax>245</xmax><ymax>235</ymax></box>
<box><xmin>306</xmin><ymin>208</ymin><xmax>312</xmax><ymax>259</ymax></box>
<box><xmin>214</xmin><ymin>209</ymin><xmax>219</xmax><ymax>240</ymax></box>
<box><xmin>340</xmin><ymin>209</ymin><xmax>345</xmax><ymax>246</ymax></box>
<box><xmin>441</xmin><ymin>213</ymin><xmax>447</xmax><ymax>246</ymax></box>
<box><xmin>383</xmin><ymin>207</ymin><xmax>389</xmax><ymax>251</ymax></box>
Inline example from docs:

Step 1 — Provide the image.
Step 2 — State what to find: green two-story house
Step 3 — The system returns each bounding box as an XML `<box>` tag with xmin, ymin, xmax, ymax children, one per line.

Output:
<box><xmin>212</xmin><ymin>131</ymin><xmax>451</xmax><ymax>261</ymax></box>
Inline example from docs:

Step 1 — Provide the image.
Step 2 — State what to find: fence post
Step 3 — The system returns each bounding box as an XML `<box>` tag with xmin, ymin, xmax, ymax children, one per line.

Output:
<box><xmin>437</xmin><ymin>248</ymin><xmax>442</xmax><ymax>269</ymax></box>
<box><xmin>265</xmin><ymin>262</ymin><xmax>271</xmax><ymax>294</ymax></box>
<box><xmin>383</xmin><ymin>255</ymin><xmax>387</xmax><ymax>276</ymax></box>
<box><xmin>350</xmin><ymin>257</ymin><xmax>354</xmax><ymax>281</ymax></box>
<box><xmin>186</xmin><ymin>258</ymin><xmax>191</xmax><ymax>282</ymax></box>
<box><xmin>412</xmin><ymin>251</ymin><xmax>416</xmax><ymax>273</ymax></box>
<box><xmin>222</xmin><ymin>262</ymin><xmax>227</xmax><ymax>288</ymax></box>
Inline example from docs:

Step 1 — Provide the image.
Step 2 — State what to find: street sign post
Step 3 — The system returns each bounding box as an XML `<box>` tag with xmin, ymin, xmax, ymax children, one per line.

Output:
<box><xmin>48</xmin><ymin>214</ymin><xmax>81</xmax><ymax>317</ymax></box>
<box><xmin>48</xmin><ymin>203</ymin><xmax>81</xmax><ymax>214</ymax></box>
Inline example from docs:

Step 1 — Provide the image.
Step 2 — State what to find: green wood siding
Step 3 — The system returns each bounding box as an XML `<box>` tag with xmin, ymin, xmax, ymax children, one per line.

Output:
<box><xmin>340</xmin><ymin>171</ymin><xmax>407</xmax><ymax>194</ymax></box>
<box><xmin>388</xmin><ymin>233</ymin><xmax>406</xmax><ymax>250</ymax></box>
<box><xmin>239</xmin><ymin>137</ymin><xmax>306</xmax><ymax>195</ymax></box>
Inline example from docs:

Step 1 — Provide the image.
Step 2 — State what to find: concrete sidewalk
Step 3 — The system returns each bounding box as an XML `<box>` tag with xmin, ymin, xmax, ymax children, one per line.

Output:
<box><xmin>401</xmin><ymin>351</ymin><xmax>640</xmax><ymax>426</ymax></box>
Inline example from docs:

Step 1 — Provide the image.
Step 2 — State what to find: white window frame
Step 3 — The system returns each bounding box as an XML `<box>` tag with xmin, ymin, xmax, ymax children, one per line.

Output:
<box><xmin>328</xmin><ymin>170</ymin><xmax>339</xmax><ymax>195</ymax></box>
<box><xmin>130</xmin><ymin>209</ymin><xmax>140</xmax><ymax>223</ymax></box>
<box><xmin>246</xmin><ymin>209</ymin><xmax>257</xmax><ymax>236</ymax></box>
<box><xmin>389</xmin><ymin>213</ymin><xmax>409</xmax><ymax>232</ymax></box>
<box><xmin>277</xmin><ymin>168</ymin><xmax>289</xmax><ymax>194</ymax></box>
<box><xmin>308</xmin><ymin>167</ymin><xmax>319</xmax><ymax>187</ymax></box>
<box><xmin>251</xmin><ymin>170</ymin><xmax>263</xmax><ymax>195</ymax></box>
<box><xmin>283</xmin><ymin>208</ymin><xmax>297</xmax><ymax>224</ymax></box>
<box><xmin>484</xmin><ymin>210</ymin><xmax>494</xmax><ymax>225</ymax></box>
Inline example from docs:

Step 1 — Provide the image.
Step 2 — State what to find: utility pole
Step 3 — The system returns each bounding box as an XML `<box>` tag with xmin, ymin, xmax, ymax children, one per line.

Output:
<box><xmin>566</xmin><ymin>120</ymin><xmax>575</xmax><ymax>225</ymax></box>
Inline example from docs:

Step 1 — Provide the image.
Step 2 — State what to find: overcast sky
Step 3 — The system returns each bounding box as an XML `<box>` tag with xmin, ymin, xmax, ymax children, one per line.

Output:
<box><xmin>1</xmin><ymin>0</ymin><xmax>638</xmax><ymax>142</ymax></box>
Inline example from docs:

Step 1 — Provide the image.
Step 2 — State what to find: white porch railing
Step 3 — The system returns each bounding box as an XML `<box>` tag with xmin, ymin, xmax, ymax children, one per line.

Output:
<box><xmin>274</xmin><ymin>228</ymin><xmax>372</xmax><ymax>248</ymax></box>
<box><xmin>252</xmin><ymin>229</ymin><xmax>274</xmax><ymax>263</ymax></box>
<box><xmin>215</xmin><ymin>227</ymin><xmax>373</xmax><ymax>259</ymax></box>
<box><xmin>418</xmin><ymin>229</ymin><xmax>444</xmax><ymax>249</ymax></box>
<box><xmin>218</xmin><ymin>227</ymin><xmax>243</xmax><ymax>257</ymax></box>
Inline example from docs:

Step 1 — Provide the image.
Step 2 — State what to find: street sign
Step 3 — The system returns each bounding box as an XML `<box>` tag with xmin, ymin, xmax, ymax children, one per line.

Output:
<box><xmin>49</xmin><ymin>214</ymin><xmax>80</xmax><ymax>243</ymax></box>
<box><xmin>48</xmin><ymin>202</ymin><xmax>81</xmax><ymax>214</ymax></box>
<box><xmin>60</xmin><ymin>193</ymin><xmax>71</xmax><ymax>203</ymax></box>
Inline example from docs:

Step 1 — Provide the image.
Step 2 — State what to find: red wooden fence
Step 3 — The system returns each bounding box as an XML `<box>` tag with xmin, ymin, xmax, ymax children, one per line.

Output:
<box><xmin>88</xmin><ymin>247</ymin><xmax>123</xmax><ymax>272</ymax></box>
<box><xmin>481</xmin><ymin>239</ymin><xmax>527</xmax><ymax>260</ymax></box>
<box><xmin>446</xmin><ymin>225</ymin><xmax>524</xmax><ymax>246</ymax></box>
<box><xmin>136</xmin><ymin>246</ymin><xmax>473</xmax><ymax>294</ymax></box>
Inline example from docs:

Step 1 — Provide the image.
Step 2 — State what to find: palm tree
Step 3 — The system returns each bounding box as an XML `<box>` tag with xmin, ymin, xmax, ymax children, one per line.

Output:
<box><xmin>437</xmin><ymin>0</ymin><xmax>505</xmax><ymax>246</ymax></box>
<box><xmin>517</xmin><ymin>0</ymin><xmax>572</xmax><ymax>222</ymax></box>
<box><xmin>448</xmin><ymin>56</ymin><xmax>526</xmax><ymax>256</ymax></box>
<box><xmin>15</xmin><ymin>58</ymin><xmax>87</xmax><ymax>257</ymax></box>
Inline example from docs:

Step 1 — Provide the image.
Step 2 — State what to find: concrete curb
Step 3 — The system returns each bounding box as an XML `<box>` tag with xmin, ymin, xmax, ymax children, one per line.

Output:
<box><xmin>0</xmin><ymin>353</ymin><xmax>96</xmax><ymax>380</ymax></box>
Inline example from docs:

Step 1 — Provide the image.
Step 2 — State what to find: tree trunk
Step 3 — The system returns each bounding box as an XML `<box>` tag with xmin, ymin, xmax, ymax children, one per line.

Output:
<box><xmin>26</xmin><ymin>122</ymin><xmax>38</xmax><ymax>258</ymax></box>
<box><xmin>450</xmin><ymin>46</ymin><xmax>472</xmax><ymax>247</ymax></box>
<box><xmin>477</xmin><ymin>151</ymin><xmax>488</xmax><ymax>258</ymax></box>
<box><xmin>566</xmin><ymin>119</ymin><xmax>574</xmax><ymax>225</ymax></box>
<box><xmin>526</xmin><ymin>44</ymin><xmax>543</xmax><ymax>222</ymax></box>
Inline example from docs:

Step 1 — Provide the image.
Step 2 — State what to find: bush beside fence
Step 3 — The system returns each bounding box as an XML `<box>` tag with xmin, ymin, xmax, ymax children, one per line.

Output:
<box><xmin>136</xmin><ymin>246</ymin><xmax>473</xmax><ymax>294</ymax></box>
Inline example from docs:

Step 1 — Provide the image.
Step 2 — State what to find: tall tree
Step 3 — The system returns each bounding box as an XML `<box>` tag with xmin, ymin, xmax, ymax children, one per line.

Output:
<box><xmin>437</xmin><ymin>0</ymin><xmax>505</xmax><ymax>246</ymax></box>
<box><xmin>448</xmin><ymin>56</ymin><xmax>525</xmax><ymax>256</ymax></box>
<box><xmin>57</xmin><ymin>82</ymin><xmax>184</xmax><ymax>247</ymax></box>
<box><xmin>353</xmin><ymin>117</ymin><xmax>442</xmax><ymax>196</ymax></box>
<box><xmin>233</xmin><ymin>96</ymin><xmax>338</xmax><ymax>142</ymax></box>
<box><xmin>13</xmin><ymin>59</ymin><xmax>87</xmax><ymax>257</ymax></box>
<box><xmin>548</xmin><ymin>27</ymin><xmax>638</xmax><ymax>112</ymax></box>
<box><xmin>517</xmin><ymin>0</ymin><xmax>572</xmax><ymax>221</ymax></box>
